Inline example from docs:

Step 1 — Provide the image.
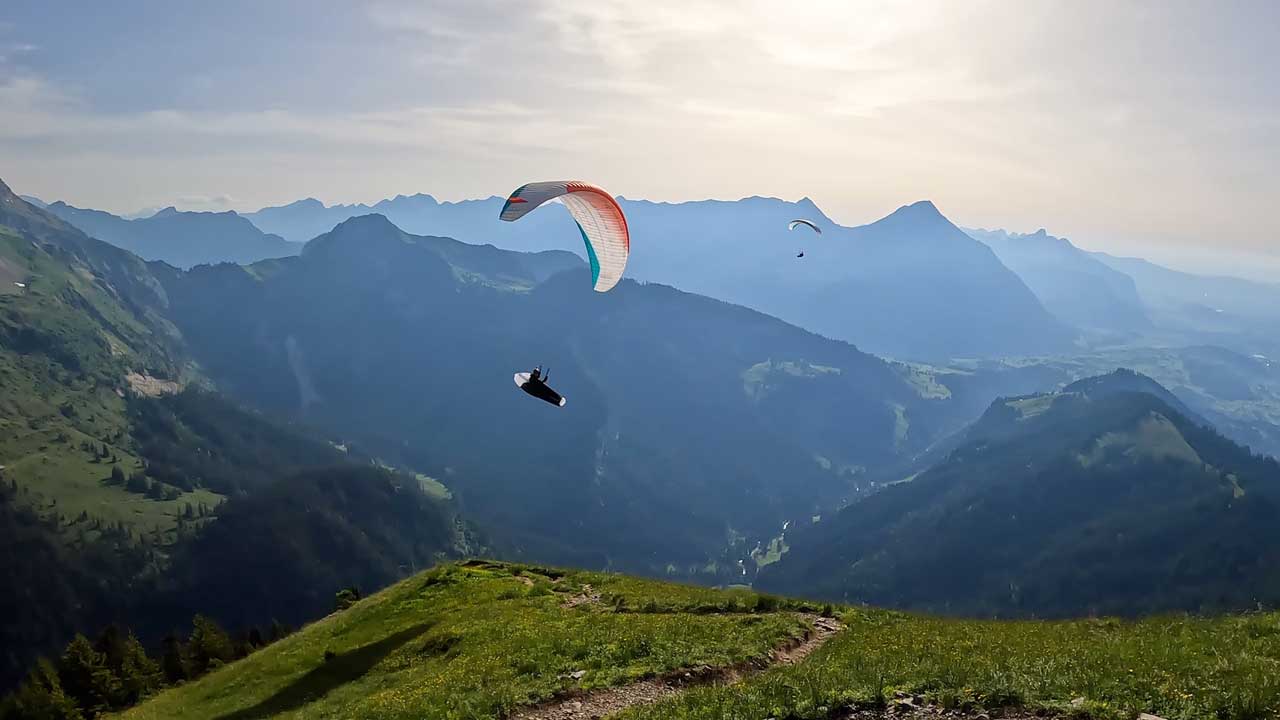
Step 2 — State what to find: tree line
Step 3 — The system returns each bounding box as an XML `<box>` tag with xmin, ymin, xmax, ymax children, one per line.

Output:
<box><xmin>0</xmin><ymin>615</ymin><xmax>294</xmax><ymax>720</ymax></box>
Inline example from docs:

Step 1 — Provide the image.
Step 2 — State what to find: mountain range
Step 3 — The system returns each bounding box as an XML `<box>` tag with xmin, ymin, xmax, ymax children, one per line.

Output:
<box><xmin>46</xmin><ymin>189</ymin><xmax>1280</xmax><ymax>363</ymax></box>
<box><xmin>42</xmin><ymin>202</ymin><xmax>300</xmax><ymax>269</ymax></box>
<box><xmin>240</xmin><ymin>194</ymin><xmax>1074</xmax><ymax>361</ymax></box>
<box><xmin>964</xmin><ymin>227</ymin><xmax>1150</xmax><ymax>338</ymax></box>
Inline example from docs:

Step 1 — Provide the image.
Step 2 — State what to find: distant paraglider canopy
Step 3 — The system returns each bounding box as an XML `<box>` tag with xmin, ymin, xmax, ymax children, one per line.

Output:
<box><xmin>514</xmin><ymin>368</ymin><xmax>566</xmax><ymax>408</ymax></box>
<box><xmin>500</xmin><ymin>181</ymin><xmax>630</xmax><ymax>292</ymax></box>
<box><xmin>788</xmin><ymin>219</ymin><xmax>821</xmax><ymax>234</ymax></box>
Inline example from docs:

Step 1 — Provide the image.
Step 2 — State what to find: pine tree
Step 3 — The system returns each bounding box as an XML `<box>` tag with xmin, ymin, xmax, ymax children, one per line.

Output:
<box><xmin>57</xmin><ymin>635</ymin><xmax>119</xmax><ymax>716</ymax></box>
<box><xmin>9</xmin><ymin>658</ymin><xmax>85</xmax><ymax>720</ymax></box>
<box><xmin>159</xmin><ymin>636</ymin><xmax>187</xmax><ymax>685</ymax></box>
<box><xmin>108</xmin><ymin>466</ymin><xmax>126</xmax><ymax>486</ymax></box>
<box><xmin>186</xmin><ymin>615</ymin><xmax>235</xmax><ymax>675</ymax></box>
<box><xmin>106</xmin><ymin>630</ymin><xmax>160</xmax><ymax>706</ymax></box>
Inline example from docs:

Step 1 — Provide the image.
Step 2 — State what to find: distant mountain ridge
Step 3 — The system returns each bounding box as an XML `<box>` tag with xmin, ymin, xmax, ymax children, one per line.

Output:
<box><xmin>760</xmin><ymin>370</ymin><xmax>1280</xmax><ymax>616</ymax></box>
<box><xmin>966</xmin><ymin>227</ymin><xmax>1150</xmax><ymax>336</ymax></box>
<box><xmin>44</xmin><ymin>201</ymin><xmax>300</xmax><ymax>269</ymax></box>
<box><xmin>246</xmin><ymin>194</ymin><xmax>1074</xmax><ymax>361</ymax></box>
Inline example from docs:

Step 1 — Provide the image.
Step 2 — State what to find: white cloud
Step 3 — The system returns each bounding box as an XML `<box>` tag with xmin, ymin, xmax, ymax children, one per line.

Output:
<box><xmin>1</xmin><ymin>0</ymin><xmax>1276</xmax><ymax>274</ymax></box>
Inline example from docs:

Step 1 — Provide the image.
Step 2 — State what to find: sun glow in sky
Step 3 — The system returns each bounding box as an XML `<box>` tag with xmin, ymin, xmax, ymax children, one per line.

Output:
<box><xmin>2</xmin><ymin>1</ymin><xmax>1276</xmax><ymax>277</ymax></box>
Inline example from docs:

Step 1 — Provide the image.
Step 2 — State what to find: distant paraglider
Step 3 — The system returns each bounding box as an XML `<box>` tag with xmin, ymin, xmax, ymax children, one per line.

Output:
<box><xmin>514</xmin><ymin>366</ymin><xmax>566</xmax><ymax>407</ymax></box>
<box><xmin>500</xmin><ymin>181</ymin><xmax>630</xmax><ymax>292</ymax></box>
<box><xmin>788</xmin><ymin>219</ymin><xmax>819</xmax><ymax>258</ymax></box>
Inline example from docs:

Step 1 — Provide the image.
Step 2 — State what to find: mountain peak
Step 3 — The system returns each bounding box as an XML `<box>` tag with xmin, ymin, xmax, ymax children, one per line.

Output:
<box><xmin>304</xmin><ymin>214</ymin><xmax>405</xmax><ymax>257</ymax></box>
<box><xmin>873</xmin><ymin>200</ymin><xmax>949</xmax><ymax>228</ymax></box>
<box><xmin>331</xmin><ymin>213</ymin><xmax>401</xmax><ymax>234</ymax></box>
<box><xmin>154</xmin><ymin>206</ymin><xmax>180</xmax><ymax>218</ymax></box>
<box><xmin>1061</xmin><ymin>368</ymin><xmax>1202</xmax><ymax>424</ymax></box>
<box><xmin>901</xmin><ymin>199</ymin><xmax>943</xmax><ymax>217</ymax></box>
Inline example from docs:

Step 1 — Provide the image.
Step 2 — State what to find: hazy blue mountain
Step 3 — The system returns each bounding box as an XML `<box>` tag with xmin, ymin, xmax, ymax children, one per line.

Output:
<box><xmin>760</xmin><ymin>371</ymin><xmax>1280</xmax><ymax>616</ymax></box>
<box><xmin>44</xmin><ymin>201</ymin><xmax>301</xmax><ymax>269</ymax></box>
<box><xmin>17</xmin><ymin>195</ymin><xmax>46</xmax><ymax>208</ymax></box>
<box><xmin>1092</xmin><ymin>251</ymin><xmax>1280</xmax><ymax>357</ymax></box>
<box><xmin>966</xmin><ymin>228</ymin><xmax>1150</xmax><ymax>336</ymax></box>
<box><xmin>156</xmin><ymin>213</ymin><xmax>979</xmax><ymax>578</ymax></box>
<box><xmin>244</xmin><ymin>194</ymin><xmax>510</xmax><ymax>245</ymax></box>
<box><xmin>246</xmin><ymin>195</ymin><xmax>1073</xmax><ymax>361</ymax></box>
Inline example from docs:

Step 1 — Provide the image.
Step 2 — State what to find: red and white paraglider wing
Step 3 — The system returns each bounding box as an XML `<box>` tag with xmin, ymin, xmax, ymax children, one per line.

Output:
<box><xmin>500</xmin><ymin>181</ymin><xmax>630</xmax><ymax>292</ymax></box>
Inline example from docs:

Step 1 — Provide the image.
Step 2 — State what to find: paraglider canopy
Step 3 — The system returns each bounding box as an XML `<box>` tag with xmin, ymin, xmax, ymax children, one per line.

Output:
<box><xmin>788</xmin><ymin>219</ymin><xmax>821</xmax><ymax>234</ymax></box>
<box><xmin>500</xmin><ymin>181</ymin><xmax>630</xmax><ymax>292</ymax></box>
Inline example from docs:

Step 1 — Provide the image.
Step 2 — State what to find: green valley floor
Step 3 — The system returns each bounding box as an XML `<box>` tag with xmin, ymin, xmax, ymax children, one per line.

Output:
<box><xmin>120</xmin><ymin>561</ymin><xmax>1280</xmax><ymax>720</ymax></box>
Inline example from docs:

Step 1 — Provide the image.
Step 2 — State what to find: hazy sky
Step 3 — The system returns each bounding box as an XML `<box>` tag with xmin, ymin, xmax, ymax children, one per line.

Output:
<box><xmin>2</xmin><ymin>1</ymin><xmax>1276</xmax><ymax>278</ymax></box>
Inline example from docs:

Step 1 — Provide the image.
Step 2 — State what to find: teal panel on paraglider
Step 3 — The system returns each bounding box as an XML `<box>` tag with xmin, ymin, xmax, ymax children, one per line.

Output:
<box><xmin>577</xmin><ymin>220</ymin><xmax>601</xmax><ymax>287</ymax></box>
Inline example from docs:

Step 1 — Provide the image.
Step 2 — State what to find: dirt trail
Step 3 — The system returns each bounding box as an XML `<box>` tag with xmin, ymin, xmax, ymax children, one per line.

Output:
<box><xmin>509</xmin><ymin>614</ymin><xmax>843</xmax><ymax>720</ymax></box>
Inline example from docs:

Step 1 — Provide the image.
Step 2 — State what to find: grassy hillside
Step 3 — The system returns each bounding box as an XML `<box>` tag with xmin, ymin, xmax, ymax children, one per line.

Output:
<box><xmin>625</xmin><ymin>610</ymin><xmax>1280</xmax><ymax>720</ymax></box>
<box><xmin>761</xmin><ymin>374</ymin><xmax>1280</xmax><ymax>616</ymax></box>
<box><xmin>120</xmin><ymin>561</ymin><xmax>1280</xmax><ymax>720</ymax></box>
<box><xmin>121</xmin><ymin>561</ymin><xmax>814</xmax><ymax>720</ymax></box>
<box><xmin>1</xmin><ymin>186</ymin><xmax>478</xmax><ymax>690</ymax></box>
<box><xmin>0</xmin><ymin>222</ymin><xmax>208</xmax><ymax>545</ymax></box>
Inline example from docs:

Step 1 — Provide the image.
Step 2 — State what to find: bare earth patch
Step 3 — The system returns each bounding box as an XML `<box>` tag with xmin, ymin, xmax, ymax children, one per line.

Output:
<box><xmin>510</xmin><ymin>614</ymin><xmax>844</xmax><ymax>720</ymax></box>
<box><xmin>125</xmin><ymin>372</ymin><xmax>181</xmax><ymax>397</ymax></box>
<box><xmin>561</xmin><ymin>584</ymin><xmax>602</xmax><ymax>609</ymax></box>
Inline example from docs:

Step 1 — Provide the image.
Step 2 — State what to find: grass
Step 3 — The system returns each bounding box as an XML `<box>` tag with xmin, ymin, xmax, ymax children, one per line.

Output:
<box><xmin>122</xmin><ymin>561</ymin><xmax>1280</xmax><ymax>717</ymax></box>
<box><xmin>119</xmin><ymin>562</ymin><xmax>812</xmax><ymax>720</ymax></box>
<box><xmin>0</xmin><ymin>351</ymin><xmax>220</xmax><ymax>543</ymax></box>
<box><xmin>1078</xmin><ymin>413</ymin><xmax>1203</xmax><ymax>469</ymax></box>
<box><xmin>751</xmin><ymin>535</ymin><xmax>789</xmax><ymax>569</ymax></box>
<box><xmin>120</xmin><ymin>561</ymin><xmax>1280</xmax><ymax>720</ymax></box>
<box><xmin>414</xmin><ymin>473</ymin><xmax>452</xmax><ymax>501</ymax></box>
<box><xmin>1009</xmin><ymin>394</ymin><xmax>1056</xmax><ymax>419</ymax></box>
<box><xmin>741</xmin><ymin>360</ymin><xmax>842</xmax><ymax>400</ymax></box>
<box><xmin>622</xmin><ymin>609</ymin><xmax>1280</xmax><ymax>720</ymax></box>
